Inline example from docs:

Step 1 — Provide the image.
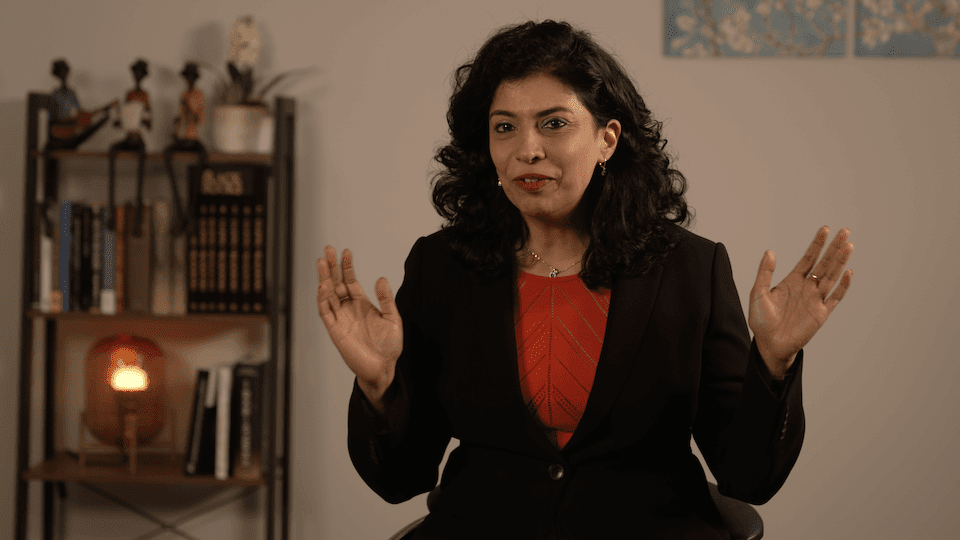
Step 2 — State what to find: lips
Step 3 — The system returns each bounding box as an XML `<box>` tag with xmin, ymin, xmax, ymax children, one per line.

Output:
<box><xmin>514</xmin><ymin>174</ymin><xmax>550</xmax><ymax>192</ymax></box>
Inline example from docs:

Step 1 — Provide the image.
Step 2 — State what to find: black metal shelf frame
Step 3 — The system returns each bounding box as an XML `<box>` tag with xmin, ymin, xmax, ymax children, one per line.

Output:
<box><xmin>14</xmin><ymin>94</ymin><xmax>295</xmax><ymax>540</ymax></box>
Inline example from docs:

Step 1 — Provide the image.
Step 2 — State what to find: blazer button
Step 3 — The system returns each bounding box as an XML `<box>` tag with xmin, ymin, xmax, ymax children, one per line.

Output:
<box><xmin>548</xmin><ymin>464</ymin><xmax>565</xmax><ymax>481</ymax></box>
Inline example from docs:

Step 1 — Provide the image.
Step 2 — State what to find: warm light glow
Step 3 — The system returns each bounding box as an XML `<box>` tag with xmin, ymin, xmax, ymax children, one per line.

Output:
<box><xmin>108</xmin><ymin>346</ymin><xmax>149</xmax><ymax>391</ymax></box>
<box><xmin>110</xmin><ymin>366</ymin><xmax>149</xmax><ymax>391</ymax></box>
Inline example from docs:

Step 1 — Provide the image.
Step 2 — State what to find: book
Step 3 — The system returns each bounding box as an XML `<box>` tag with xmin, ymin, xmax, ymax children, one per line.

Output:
<box><xmin>69</xmin><ymin>202</ymin><xmax>82</xmax><ymax>311</ymax></box>
<box><xmin>183</xmin><ymin>368</ymin><xmax>210</xmax><ymax>475</ymax></box>
<box><xmin>170</xmin><ymin>219</ymin><xmax>187</xmax><ymax>316</ymax></box>
<box><xmin>115</xmin><ymin>203</ymin><xmax>126</xmax><ymax>313</ymax></box>
<box><xmin>228</xmin><ymin>204</ymin><xmax>240</xmax><ymax>312</ymax></box>
<box><xmin>89</xmin><ymin>205</ymin><xmax>102</xmax><ymax>314</ymax></box>
<box><xmin>79</xmin><ymin>204</ymin><xmax>93</xmax><ymax>312</ymax></box>
<box><xmin>38</xmin><ymin>207</ymin><xmax>53</xmax><ymax>313</ymax></box>
<box><xmin>125</xmin><ymin>202</ymin><xmax>153</xmax><ymax>313</ymax></box>
<box><xmin>58</xmin><ymin>200</ymin><xmax>71</xmax><ymax>312</ymax></box>
<box><xmin>214</xmin><ymin>363</ymin><xmax>234</xmax><ymax>480</ymax></box>
<box><xmin>100</xmin><ymin>205</ymin><xmax>116</xmax><ymax>314</ymax></box>
<box><xmin>151</xmin><ymin>200</ymin><xmax>171</xmax><ymax>315</ymax></box>
<box><xmin>230</xmin><ymin>362</ymin><xmax>264</xmax><ymax>481</ymax></box>
<box><xmin>187</xmin><ymin>164</ymin><xmax>268</xmax><ymax>313</ymax></box>
<box><xmin>216</xmin><ymin>202</ymin><xmax>228</xmax><ymax>313</ymax></box>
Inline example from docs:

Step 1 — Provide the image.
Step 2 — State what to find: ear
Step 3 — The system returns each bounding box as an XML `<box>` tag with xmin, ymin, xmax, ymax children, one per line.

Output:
<box><xmin>599</xmin><ymin>119</ymin><xmax>621</xmax><ymax>162</ymax></box>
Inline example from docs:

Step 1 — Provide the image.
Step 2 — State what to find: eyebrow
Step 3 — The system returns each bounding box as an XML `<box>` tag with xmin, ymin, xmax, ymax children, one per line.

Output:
<box><xmin>489</xmin><ymin>106</ymin><xmax>572</xmax><ymax>120</ymax></box>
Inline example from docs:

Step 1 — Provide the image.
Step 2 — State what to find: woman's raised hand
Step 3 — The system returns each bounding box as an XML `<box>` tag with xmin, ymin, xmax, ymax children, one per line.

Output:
<box><xmin>749</xmin><ymin>226</ymin><xmax>854</xmax><ymax>378</ymax></box>
<box><xmin>317</xmin><ymin>246</ymin><xmax>402</xmax><ymax>407</ymax></box>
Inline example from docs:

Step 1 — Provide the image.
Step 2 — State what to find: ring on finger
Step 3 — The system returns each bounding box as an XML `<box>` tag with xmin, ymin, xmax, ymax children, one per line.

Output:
<box><xmin>339</xmin><ymin>296</ymin><xmax>350</xmax><ymax>302</ymax></box>
<box><xmin>808</xmin><ymin>273</ymin><xmax>820</xmax><ymax>283</ymax></box>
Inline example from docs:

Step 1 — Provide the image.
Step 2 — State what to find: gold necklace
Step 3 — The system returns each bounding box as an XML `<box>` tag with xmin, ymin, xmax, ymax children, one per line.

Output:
<box><xmin>526</xmin><ymin>249</ymin><xmax>581</xmax><ymax>278</ymax></box>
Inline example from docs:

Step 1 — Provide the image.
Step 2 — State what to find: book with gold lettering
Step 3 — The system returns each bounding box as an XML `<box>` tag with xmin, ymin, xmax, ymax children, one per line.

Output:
<box><xmin>187</xmin><ymin>164</ymin><xmax>269</xmax><ymax>313</ymax></box>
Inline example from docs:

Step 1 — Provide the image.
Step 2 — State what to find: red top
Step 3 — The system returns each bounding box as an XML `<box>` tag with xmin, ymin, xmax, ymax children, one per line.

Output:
<box><xmin>516</xmin><ymin>271</ymin><xmax>612</xmax><ymax>449</ymax></box>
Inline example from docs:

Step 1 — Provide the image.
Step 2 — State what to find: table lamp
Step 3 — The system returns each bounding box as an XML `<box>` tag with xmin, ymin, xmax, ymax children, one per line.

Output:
<box><xmin>84</xmin><ymin>333</ymin><xmax>166</xmax><ymax>472</ymax></box>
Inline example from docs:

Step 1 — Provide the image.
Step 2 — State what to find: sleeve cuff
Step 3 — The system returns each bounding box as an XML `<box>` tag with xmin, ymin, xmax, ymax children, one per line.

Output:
<box><xmin>751</xmin><ymin>340</ymin><xmax>802</xmax><ymax>400</ymax></box>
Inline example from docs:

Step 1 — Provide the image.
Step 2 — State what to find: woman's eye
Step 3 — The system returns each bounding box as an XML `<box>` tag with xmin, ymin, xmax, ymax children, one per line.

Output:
<box><xmin>542</xmin><ymin>118</ymin><xmax>567</xmax><ymax>130</ymax></box>
<box><xmin>493</xmin><ymin>122</ymin><xmax>514</xmax><ymax>133</ymax></box>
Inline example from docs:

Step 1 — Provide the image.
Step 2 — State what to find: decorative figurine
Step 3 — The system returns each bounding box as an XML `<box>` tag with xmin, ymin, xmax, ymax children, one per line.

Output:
<box><xmin>163</xmin><ymin>61</ymin><xmax>207</xmax><ymax>236</ymax></box>
<box><xmin>224</xmin><ymin>16</ymin><xmax>262</xmax><ymax>104</ymax></box>
<box><xmin>107</xmin><ymin>59</ymin><xmax>152</xmax><ymax>234</ymax></box>
<box><xmin>47</xmin><ymin>58</ymin><xmax>116</xmax><ymax>151</ymax></box>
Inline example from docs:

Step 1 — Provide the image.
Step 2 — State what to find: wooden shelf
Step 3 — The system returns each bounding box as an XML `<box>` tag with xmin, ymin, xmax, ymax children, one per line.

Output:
<box><xmin>24</xmin><ymin>452</ymin><xmax>265</xmax><ymax>486</ymax></box>
<box><xmin>26</xmin><ymin>309</ymin><xmax>270</xmax><ymax>323</ymax></box>
<box><xmin>31</xmin><ymin>149</ymin><xmax>273</xmax><ymax>165</ymax></box>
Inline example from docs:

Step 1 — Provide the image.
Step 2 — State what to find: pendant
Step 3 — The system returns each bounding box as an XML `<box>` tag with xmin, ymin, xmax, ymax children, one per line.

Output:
<box><xmin>549</xmin><ymin>269</ymin><xmax>559</xmax><ymax>278</ymax></box>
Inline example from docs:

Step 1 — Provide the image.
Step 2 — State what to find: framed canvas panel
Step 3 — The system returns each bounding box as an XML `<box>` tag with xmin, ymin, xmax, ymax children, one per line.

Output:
<box><xmin>855</xmin><ymin>0</ymin><xmax>960</xmax><ymax>57</ymax></box>
<box><xmin>666</xmin><ymin>0</ymin><xmax>848</xmax><ymax>57</ymax></box>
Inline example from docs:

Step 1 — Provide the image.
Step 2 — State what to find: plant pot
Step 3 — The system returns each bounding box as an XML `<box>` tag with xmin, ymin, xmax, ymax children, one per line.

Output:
<box><xmin>212</xmin><ymin>104</ymin><xmax>272</xmax><ymax>153</ymax></box>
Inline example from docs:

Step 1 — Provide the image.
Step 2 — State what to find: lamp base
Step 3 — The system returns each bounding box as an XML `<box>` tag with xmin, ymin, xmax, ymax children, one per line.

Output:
<box><xmin>78</xmin><ymin>410</ymin><xmax>177</xmax><ymax>474</ymax></box>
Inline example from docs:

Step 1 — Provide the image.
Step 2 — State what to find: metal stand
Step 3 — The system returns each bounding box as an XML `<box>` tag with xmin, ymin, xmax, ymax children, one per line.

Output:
<box><xmin>78</xmin><ymin>410</ymin><xmax>177</xmax><ymax>475</ymax></box>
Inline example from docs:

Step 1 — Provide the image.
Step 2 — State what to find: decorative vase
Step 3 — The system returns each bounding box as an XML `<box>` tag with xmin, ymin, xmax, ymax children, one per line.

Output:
<box><xmin>213</xmin><ymin>104</ymin><xmax>270</xmax><ymax>153</ymax></box>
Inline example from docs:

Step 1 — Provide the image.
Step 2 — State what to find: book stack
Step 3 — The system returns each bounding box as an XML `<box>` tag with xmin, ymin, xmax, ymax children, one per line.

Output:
<box><xmin>32</xmin><ymin>165</ymin><xmax>270</xmax><ymax>317</ymax></box>
<box><xmin>36</xmin><ymin>199</ymin><xmax>187</xmax><ymax>316</ymax></box>
<box><xmin>182</xmin><ymin>360</ymin><xmax>265</xmax><ymax>481</ymax></box>
<box><xmin>186</xmin><ymin>164</ymin><xmax>269</xmax><ymax>314</ymax></box>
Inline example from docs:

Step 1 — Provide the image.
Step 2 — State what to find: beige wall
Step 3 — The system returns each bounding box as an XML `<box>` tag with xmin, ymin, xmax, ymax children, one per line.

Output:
<box><xmin>1</xmin><ymin>1</ymin><xmax>958</xmax><ymax>538</ymax></box>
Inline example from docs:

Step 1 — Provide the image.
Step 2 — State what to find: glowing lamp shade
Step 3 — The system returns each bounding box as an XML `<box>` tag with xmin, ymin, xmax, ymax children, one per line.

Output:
<box><xmin>85</xmin><ymin>334</ymin><xmax>166</xmax><ymax>446</ymax></box>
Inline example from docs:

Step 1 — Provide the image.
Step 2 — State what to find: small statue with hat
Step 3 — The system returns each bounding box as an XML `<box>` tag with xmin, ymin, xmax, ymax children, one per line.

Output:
<box><xmin>163</xmin><ymin>61</ymin><xmax>207</xmax><ymax>236</ymax></box>
<box><xmin>107</xmin><ymin>58</ymin><xmax>152</xmax><ymax>234</ymax></box>
<box><xmin>47</xmin><ymin>58</ymin><xmax>117</xmax><ymax>151</ymax></box>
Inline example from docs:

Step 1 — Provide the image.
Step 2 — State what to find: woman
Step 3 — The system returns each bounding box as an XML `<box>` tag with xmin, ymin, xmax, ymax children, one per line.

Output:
<box><xmin>317</xmin><ymin>20</ymin><xmax>853</xmax><ymax>539</ymax></box>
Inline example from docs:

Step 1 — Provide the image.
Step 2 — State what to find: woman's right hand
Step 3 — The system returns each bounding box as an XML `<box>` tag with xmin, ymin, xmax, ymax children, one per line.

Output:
<box><xmin>317</xmin><ymin>246</ymin><xmax>402</xmax><ymax>410</ymax></box>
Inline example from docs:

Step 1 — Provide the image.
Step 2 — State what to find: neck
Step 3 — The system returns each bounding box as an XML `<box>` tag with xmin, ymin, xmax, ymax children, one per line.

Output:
<box><xmin>518</xmin><ymin>219</ymin><xmax>589</xmax><ymax>277</ymax></box>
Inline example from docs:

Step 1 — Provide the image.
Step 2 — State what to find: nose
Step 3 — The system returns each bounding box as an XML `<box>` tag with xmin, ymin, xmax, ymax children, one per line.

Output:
<box><xmin>516</xmin><ymin>128</ymin><xmax>545</xmax><ymax>164</ymax></box>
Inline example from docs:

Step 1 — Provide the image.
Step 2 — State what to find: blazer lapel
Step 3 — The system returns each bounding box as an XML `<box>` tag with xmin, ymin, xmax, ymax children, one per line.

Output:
<box><xmin>564</xmin><ymin>264</ymin><xmax>664</xmax><ymax>452</ymax></box>
<box><xmin>469</xmin><ymin>271</ymin><xmax>564</xmax><ymax>458</ymax></box>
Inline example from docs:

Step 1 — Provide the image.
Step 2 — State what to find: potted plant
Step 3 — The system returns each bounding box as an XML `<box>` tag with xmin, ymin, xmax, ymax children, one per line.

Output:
<box><xmin>210</xmin><ymin>16</ymin><xmax>314</xmax><ymax>153</ymax></box>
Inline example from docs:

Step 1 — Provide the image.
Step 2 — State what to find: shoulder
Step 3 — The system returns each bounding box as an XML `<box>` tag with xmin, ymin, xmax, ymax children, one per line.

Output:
<box><xmin>403</xmin><ymin>229</ymin><xmax>465</xmax><ymax>276</ymax></box>
<box><xmin>659</xmin><ymin>223</ymin><xmax>727</xmax><ymax>276</ymax></box>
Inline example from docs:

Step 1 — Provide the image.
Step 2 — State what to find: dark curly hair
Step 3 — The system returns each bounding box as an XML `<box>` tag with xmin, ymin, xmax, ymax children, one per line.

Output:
<box><xmin>432</xmin><ymin>20</ymin><xmax>691</xmax><ymax>289</ymax></box>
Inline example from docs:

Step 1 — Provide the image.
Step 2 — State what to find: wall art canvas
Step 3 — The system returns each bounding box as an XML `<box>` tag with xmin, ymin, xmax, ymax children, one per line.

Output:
<box><xmin>665</xmin><ymin>0</ymin><xmax>848</xmax><ymax>57</ymax></box>
<box><xmin>856</xmin><ymin>0</ymin><xmax>960</xmax><ymax>57</ymax></box>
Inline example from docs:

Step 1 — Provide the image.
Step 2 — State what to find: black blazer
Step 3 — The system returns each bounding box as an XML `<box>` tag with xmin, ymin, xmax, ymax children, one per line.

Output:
<box><xmin>348</xmin><ymin>226</ymin><xmax>804</xmax><ymax>539</ymax></box>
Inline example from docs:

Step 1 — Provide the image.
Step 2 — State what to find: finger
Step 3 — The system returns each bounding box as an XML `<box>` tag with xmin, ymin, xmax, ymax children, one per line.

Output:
<box><xmin>316</xmin><ymin>258</ymin><xmax>339</xmax><ymax>323</ymax></box>
<box><xmin>317</xmin><ymin>254</ymin><xmax>331</xmax><ymax>285</ymax></box>
<box><xmin>791</xmin><ymin>226</ymin><xmax>829</xmax><ymax>277</ymax></box>
<box><xmin>375</xmin><ymin>277</ymin><xmax>397</xmax><ymax>316</ymax></box>
<box><xmin>809</xmin><ymin>228</ymin><xmax>850</xmax><ymax>287</ymax></box>
<box><xmin>818</xmin><ymin>240</ymin><xmax>854</xmax><ymax>295</ymax></box>
<box><xmin>752</xmin><ymin>250</ymin><xmax>776</xmax><ymax>295</ymax></box>
<box><xmin>341</xmin><ymin>249</ymin><xmax>367</xmax><ymax>300</ymax></box>
<box><xmin>325</xmin><ymin>245</ymin><xmax>349</xmax><ymax>299</ymax></box>
<box><xmin>325</xmin><ymin>245</ymin><xmax>342</xmax><ymax>285</ymax></box>
<box><xmin>824</xmin><ymin>269</ymin><xmax>853</xmax><ymax>312</ymax></box>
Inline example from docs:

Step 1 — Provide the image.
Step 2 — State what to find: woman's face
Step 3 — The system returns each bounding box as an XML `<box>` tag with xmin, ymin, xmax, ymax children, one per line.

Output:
<box><xmin>488</xmin><ymin>73</ymin><xmax>619</xmax><ymax>229</ymax></box>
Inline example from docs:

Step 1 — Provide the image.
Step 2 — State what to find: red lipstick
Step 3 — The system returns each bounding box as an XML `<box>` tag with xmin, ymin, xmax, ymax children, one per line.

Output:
<box><xmin>514</xmin><ymin>174</ymin><xmax>550</xmax><ymax>192</ymax></box>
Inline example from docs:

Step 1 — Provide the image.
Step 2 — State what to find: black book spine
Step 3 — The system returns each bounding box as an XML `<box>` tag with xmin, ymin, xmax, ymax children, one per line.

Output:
<box><xmin>183</xmin><ymin>369</ymin><xmax>210</xmax><ymax>475</ymax></box>
<box><xmin>230</xmin><ymin>362</ymin><xmax>264</xmax><ymax>481</ymax></box>
<box><xmin>195</xmin><ymin>368</ymin><xmax>218</xmax><ymax>476</ymax></box>
<box><xmin>79</xmin><ymin>204</ymin><xmax>93</xmax><ymax>311</ymax></box>
<box><xmin>69</xmin><ymin>203</ymin><xmax>83</xmax><ymax>312</ymax></box>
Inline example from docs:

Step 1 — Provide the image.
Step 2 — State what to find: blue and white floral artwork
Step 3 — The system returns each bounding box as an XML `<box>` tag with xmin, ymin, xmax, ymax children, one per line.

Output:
<box><xmin>856</xmin><ymin>0</ymin><xmax>960</xmax><ymax>57</ymax></box>
<box><xmin>665</xmin><ymin>0</ymin><xmax>848</xmax><ymax>57</ymax></box>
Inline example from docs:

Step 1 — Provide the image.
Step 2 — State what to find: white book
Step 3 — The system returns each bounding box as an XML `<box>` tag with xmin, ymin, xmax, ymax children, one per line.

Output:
<box><xmin>214</xmin><ymin>364</ymin><xmax>233</xmax><ymax>480</ymax></box>
<box><xmin>39</xmin><ymin>233</ymin><xmax>52</xmax><ymax>313</ymax></box>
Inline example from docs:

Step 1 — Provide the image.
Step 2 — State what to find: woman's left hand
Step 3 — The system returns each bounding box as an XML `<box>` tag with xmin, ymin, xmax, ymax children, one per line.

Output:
<box><xmin>748</xmin><ymin>226</ymin><xmax>854</xmax><ymax>379</ymax></box>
